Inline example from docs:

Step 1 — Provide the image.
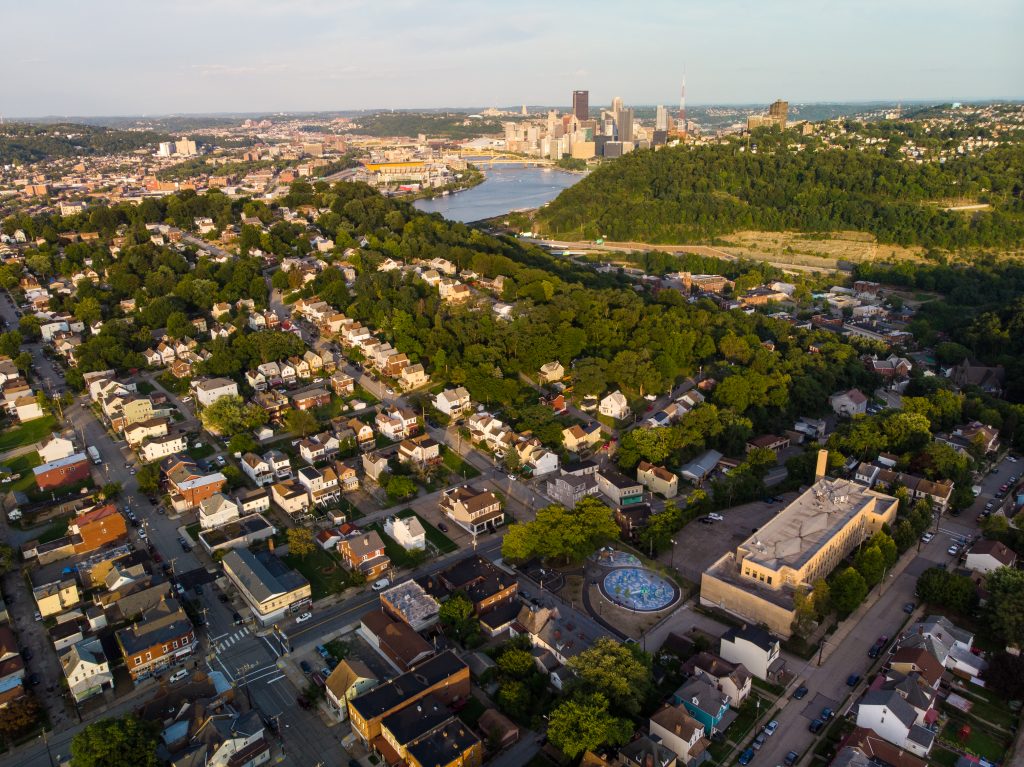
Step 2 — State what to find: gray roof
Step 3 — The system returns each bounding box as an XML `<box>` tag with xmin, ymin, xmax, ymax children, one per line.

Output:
<box><xmin>858</xmin><ymin>689</ymin><xmax>917</xmax><ymax>729</ymax></box>
<box><xmin>676</xmin><ymin>676</ymin><xmax>729</xmax><ymax>715</ymax></box>
<box><xmin>223</xmin><ymin>549</ymin><xmax>308</xmax><ymax>605</ymax></box>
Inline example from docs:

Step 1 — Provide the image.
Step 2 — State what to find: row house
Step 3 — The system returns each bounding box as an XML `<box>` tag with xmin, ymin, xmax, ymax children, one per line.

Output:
<box><xmin>297</xmin><ymin>465</ymin><xmax>341</xmax><ymax>506</ymax></box>
<box><xmin>330</xmin><ymin>370</ymin><xmax>355</xmax><ymax>397</ymax></box>
<box><xmin>467</xmin><ymin>412</ymin><xmax>514</xmax><ymax>456</ymax></box>
<box><xmin>298</xmin><ymin>432</ymin><xmax>341</xmax><ymax>465</ymax></box>
<box><xmin>398</xmin><ymin>434</ymin><xmax>442</xmax><ymax>469</ymax></box>
<box><xmin>163</xmin><ymin>458</ymin><xmax>227</xmax><ymax>512</ymax></box>
<box><xmin>253</xmin><ymin>389</ymin><xmax>289</xmax><ymax>422</ymax></box>
<box><xmin>855</xmin><ymin>463</ymin><xmax>954</xmax><ymax>512</ymax></box>
<box><xmin>291</xmin><ymin>386</ymin><xmax>331</xmax><ymax>411</ymax></box>
<box><xmin>138</xmin><ymin>432</ymin><xmax>187</xmax><ymax>463</ymax></box>
<box><xmin>271</xmin><ymin>480</ymin><xmax>312</xmax><ymax>518</ymax></box>
<box><xmin>115</xmin><ymin>598</ymin><xmax>195</xmax><ymax>682</ymax></box>
<box><xmin>124</xmin><ymin>417</ymin><xmax>169</xmax><ymax>448</ymax></box>
<box><xmin>376</xmin><ymin>407</ymin><xmax>418</xmax><ymax>441</ymax></box>
<box><xmin>514</xmin><ymin>437</ymin><xmax>559</xmax><ymax>476</ymax></box>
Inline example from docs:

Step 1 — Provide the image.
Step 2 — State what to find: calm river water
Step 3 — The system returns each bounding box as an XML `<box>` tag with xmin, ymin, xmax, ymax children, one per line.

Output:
<box><xmin>413</xmin><ymin>165</ymin><xmax>582</xmax><ymax>222</ymax></box>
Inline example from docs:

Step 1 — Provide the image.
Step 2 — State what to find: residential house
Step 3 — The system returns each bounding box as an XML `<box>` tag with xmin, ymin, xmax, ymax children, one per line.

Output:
<box><xmin>291</xmin><ymin>387</ymin><xmax>331</xmax><ymax>411</ymax></box>
<box><xmin>598</xmin><ymin>390</ymin><xmax>630</xmax><ymax>420</ymax></box>
<box><xmin>138</xmin><ymin>432</ymin><xmax>187</xmax><ymax>463</ymax></box>
<box><xmin>596</xmin><ymin>469</ymin><xmax>644</xmax><ymax>506</ymax></box>
<box><xmin>439</xmin><ymin>486</ymin><xmax>504</xmax><ymax>535</ymax></box>
<box><xmin>115</xmin><ymin>597</ymin><xmax>196</xmax><ymax>681</ymax></box>
<box><xmin>235</xmin><ymin>487</ymin><xmax>271</xmax><ymax>516</ymax></box>
<box><xmin>384</xmin><ymin>516</ymin><xmax>426</xmax><ymax>551</ymax></box>
<box><xmin>830</xmin><ymin>388</ymin><xmax>869</xmax><ymax>417</ymax></box>
<box><xmin>562</xmin><ymin>423</ymin><xmax>603</xmax><ymax>452</ymax></box>
<box><xmin>69</xmin><ymin>503</ymin><xmax>128</xmax><ymax>554</ymax></box>
<box><xmin>855</xmin><ymin>689</ymin><xmax>935</xmax><ymax>757</ymax></box>
<box><xmin>347</xmin><ymin>418</ymin><xmax>375</xmax><ymax>447</ymax></box>
<box><xmin>672</xmin><ymin>677</ymin><xmax>735</xmax><ymax>735</ymax></box>
<box><xmin>680</xmin><ymin>651</ymin><xmax>751</xmax><ymax>707</ymax></box>
<box><xmin>297</xmin><ymin>465</ymin><xmax>341</xmax><ymax>507</ymax></box>
<box><xmin>637</xmin><ymin>462</ymin><xmax>678</xmax><ymax>499</ymax></box>
<box><xmin>253</xmin><ymin>389</ymin><xmax>289</xmax><ymax>422</ymax></box>
<box><xmin>964</xmin><ymin>539</ymin><xmax>1017</xmax><ymax>574</ymax></box>
<box><xmin>241</xmin><ymin>453</ymin><xmax>274</xmax><ymax>486</ymax></box>
<box><xmin>60</xmin><ymin>638</ymin><xmax>113</xmax><ymax>704</ymax></box>
<box><xmin>13</xmin><ymin>396</ymin><xmax>45</xmax><ymax>423</ymax></box>
<box><xmin>264</xmin><ymin>450</ymin><xmax>291</xmax><ymax>480</ymax></box>
<box><xmin>298</xmin><ymin>432</ymin><xmax>340</xmax><ymax>465</ymax></box>
<box><xmin>33</xmin><ymin>453</ymin><xmax>90</xmax><ymax>490</ymax></box>
<box><xmin>221</xmin><ymin>548</ymin><xmax>311</xmax><ymax>626</ymax></box>
<box><xmin>545</xmin><ymin>472</ymin><xmax>599</xmax><ymax>507</ymax></box>
<box><xmin>404</xmin><ymin>722</ymin><xmax>481</xmax><ymax>767</ymax></box>
<box><xmin>270</xmin><ymin>480</ymin><xmax>311</xmax><ymax>518</ymax></box>
<box><xmin>950</xmin><ymin>358</ymin><xmax>1004</xmax><ymax>396</ymax></box>
<box><xmin>198</xmin><ymin>494</ymin><xmax>241</xmax><ymax>530</ymax></box>
<box><xmin>362</xmin><ymin>453</ymin><xmax>389</xmax><ymax>483</ymax></box>
<box><xmin>164</xmin><ymin>460</ymin><xmax>227</xmax><ymax>512</ymax></box>
<box><xmin>330</xmin><ymin>371</ymin><xmax>355</xmax><ymax>397</ymax></box>
<box><xmin>338</xmin><ymin>531</ymin><xmax>391</xmax><ymax>579</ymax></box>
<box><xmin>335</xmin><ymin>461</ymin><xmax>359</xmax><ymax>492</ymax></box>
<box><xmin>376</xmin><ymin>407</ymin><xmax>418</xmax><ymax>441</ymax></box>
<box><xmin>514</xmin><ymin>438</ymin><xmax>559</xmax><ymax>476</ymax></box>
<box><xmin>434</xmin><ymin>387</ymin><xmax>471</xmax><ymax>418</ymax></box>
<box><xmin>466</xmin><ymin>412</ymin><xmax>514</xmax><ymax>456</ymax></box>
<box><xmin>124</xmin><ymin>417</ymin><xmax>169</xmax><ymax>447</ymax></box>
<box><xmin>325</xmin><ymin>659</ymin><xmax>379</xmax><ymax>719</ymax></box>
<box><xmin>379</xmin><ymin>580</ymin><xmax>440</xmax><ymax>633</ymax></box>
<box><xmin>420</xmin><ymin>555</ymin><xmax>518</xmax><ymax>624</ymax></box>
<box><xmin>511</xmin><ymin>605</ymin><xmax>612</xmax><ymax>685</ymax></box>
<box><xmin>400</xmin><ymin>364</ymin><xmax>429</xmax><ymax>390</ymax></box>
<box><xmin>33</xmin><ymin>573</ymin><xmax>81</xmax><ymax>618</ymax></box>
<box><xmin>37</xmin><ymin>433</ymin><xmax>75</xmax><ymax>463</ymax></box>
<box><xmin>192</xmin><ymin>377</ymin><xmax>239</xmax><ymax>408</ymax></box>
<box><xmin>397</xmin><ymin>435</ymin><xmax>441</xmax><ymax>469</ymax></box>
<box><xmin>744</xmin><ymin>433</ymin><xmax>790</xmax><ymax>455</ymax></box>
<box><xmin>648</xmin><ymin>704</ymin><xmax>711</xmax><ymax>766</ymax></box>
<box><xmin>538</xmin><ymin>361</ymin><xmax>565</xmax><ymax>383</ymax></box>
<box><xmin>719</xmin><ymin>625</ymin><xmax>783</xmax><ymax>681</ymax></box>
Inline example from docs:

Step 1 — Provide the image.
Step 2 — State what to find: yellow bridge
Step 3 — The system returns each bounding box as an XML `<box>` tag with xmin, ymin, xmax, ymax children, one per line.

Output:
<box><xmin>456</xmin><ymin>149</ymin><xmax>555</xmax><ymax>167</ymax></box>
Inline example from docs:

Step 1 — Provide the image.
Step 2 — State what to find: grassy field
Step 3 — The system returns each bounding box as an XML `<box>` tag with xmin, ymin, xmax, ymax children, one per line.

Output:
<box><xmin>441</xmin><ymin>447</ymin><xmax>480</xmax><ymax>479</ymax></box>
<box><xmin>941</xmin><ymin>718</ymin><xmax>1010</xmax><ymax>760</ymax></box>
<box><xmin>2</xmin><ymin>451</ymin><xmax>41</xmax><ymax>494</ymax></box>
<box><xmin>0</xmin><ymin>415</ymin><xmax>57</xmax><ymax>453</ymax></box>
<box><xmin>283</xmin><ymin>546</ymin><xmax>353</xmax><ymax>600</ymax></box>
<box><xmin>397</xmin><ymin>508</ymin><xmax>457</xmax><ymax>553</ymax></box>
<box><xmin>187</xmin><ymin>442</ymin><xmax>215</xmax><ymax>460</ymax></box>
<box><xmin>37</xmin><ymin>517</ymin><xmax>70</xmax><ymax>544</ymax></box>
<box><xmin>367</xmin><ymin>522</ymin><xmax>427</xmax><ymax>569</ymax></box>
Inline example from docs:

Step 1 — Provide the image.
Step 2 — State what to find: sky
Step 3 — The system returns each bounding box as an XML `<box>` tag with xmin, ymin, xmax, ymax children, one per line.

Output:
<box><xmin>4</xmin><ymin>0</ymin><xmax>1022</xmax><ymax>117</ymax></box>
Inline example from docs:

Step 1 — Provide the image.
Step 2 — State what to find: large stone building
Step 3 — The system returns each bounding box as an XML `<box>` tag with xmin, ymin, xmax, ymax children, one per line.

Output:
<box><xmin>701</xmin><ymin>452</ymin><xmax>897</xmax><ymax>637</ymax></box>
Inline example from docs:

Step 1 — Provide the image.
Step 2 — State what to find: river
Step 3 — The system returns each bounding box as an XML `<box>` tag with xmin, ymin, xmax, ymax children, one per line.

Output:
<box><xmin>413</xmin><ymin>165</ymin><xmax>582</xmax><ymax>222</ymax></box>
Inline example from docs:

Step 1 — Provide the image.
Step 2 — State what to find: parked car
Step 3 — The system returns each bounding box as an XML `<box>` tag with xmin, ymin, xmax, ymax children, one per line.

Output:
<box><xmin>437</xmin><ymin>522</ymin><xmax>448</xmax><ymax>533</ymax></box>
<box><xmin>707</xmin><ymin>513</ymin><xmax>724</xmax><ymax>521</ymax></box>
<box><xmin>300</xmin><ymin>661</ymin><xmax>312</xmax><ymax>674</ymax></box>
<box><xmin>947</xmin><ymin>544</ymin><xmax>960</xmax><ymax>556</ymax></box>
<box><xmin>846</xmin><ymin>674</ymin><xmax>861</xmax><ymax>687</ymax></box>
<box><xmin>316</xmin><ymin>645</ymin><xmax>330</xmax><ymax>659</ymax></box>
<box><xmin>764</xmin><ymin>720</ymin><xmax>778</xmax><ymax>736</ymax></box>
<box><xmin>296</xmin><ymin>612</ymin><xmax>313</xmax><ymax>623</ymax></box>
<box><xmin>232</xmin><ymin>612</ymin><xmax>243</xmax><ymax>625</ymax></box>
<box><xmin>920</xmin><ymin>532</ymin><xmax>934</xmax><ymax>543</ymax></box>
<box><xmin>868</xmin><ymin>635</ymin><xmax>889</xmax><ymax>658</ymax></box>
<box><xmin>808</xmin><ymin>718</ymin><xmax>824</xmax><ymax>734</ymax></box>
<box><xmin>784</xmin><ymin>751</ymin><xmax>800</xmax><ymax>766</ymax></box>
<box><xmin>793</xmin><ymin>685</ymin><xmax>808</xmax><ymax>700</ymax></box>
<box><xmin>738</xmin><ymin>748</ymin><xmax>755</xmax><ymax>765</ymax></box>
<box><xmin>752</xmin><ymin>732</ymin><xmax>765</xmax><ymax>750</ymax></box>
<box><xmin>371</xmin><ymin>578</ymin><xmax>391</xmax><ymax>592</ymax></box>
<box><xmin>821</xmin><ymin>707</ymin><xmax>834</xmax><ymax>720</ymax></box>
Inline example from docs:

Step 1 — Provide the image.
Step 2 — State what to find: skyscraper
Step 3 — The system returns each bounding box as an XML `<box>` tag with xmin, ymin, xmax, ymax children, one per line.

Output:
<box><xmin>611</xmin><ymin>96</ymin><xmax>623</xmax><ymax>114</ymax></box>
<box><xmin>768</xmin><ymin>99</ymin><xmax>789</xmax><ymax>130</ymax></box>
<box><xmin>572</xmin><ymin>90</ymin><xmax>589</xmax><ymax>122</ymax></box>
<box><xmin>655</xmin><ymin>104</ymin><xmax>668</xmax><ymax>132</ymax></box>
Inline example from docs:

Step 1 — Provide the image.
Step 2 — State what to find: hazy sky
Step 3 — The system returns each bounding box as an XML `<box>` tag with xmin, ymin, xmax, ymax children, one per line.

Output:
<box><xmin>5</xmin><ymin>0</ymin><xmax>1022</xmax><ymax>116</ymax></box>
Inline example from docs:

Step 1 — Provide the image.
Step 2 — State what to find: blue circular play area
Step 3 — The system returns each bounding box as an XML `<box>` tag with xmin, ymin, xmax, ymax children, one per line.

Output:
<box><xmin>601</xmin><ymin>567</ymin><xmax>678</xmax><ymax>612</ymax></box>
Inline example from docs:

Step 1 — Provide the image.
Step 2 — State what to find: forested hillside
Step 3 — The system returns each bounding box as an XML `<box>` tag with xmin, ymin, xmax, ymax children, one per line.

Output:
<box><xmin>0</xmin><ymin>123</ymin><xmax>167</xmax><ymax>163</ymax></box>
<box><xmin>536</xmin><ymin>130</ymin><xmax>1024</xmax><ymax>250</ymax></box>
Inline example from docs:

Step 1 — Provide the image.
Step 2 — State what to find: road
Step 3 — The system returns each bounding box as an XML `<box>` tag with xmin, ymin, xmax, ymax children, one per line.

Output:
<box><xmin>755</xmin><ymin>453</ymin><xmax>1017</xmax><ymax>766</ymax></box>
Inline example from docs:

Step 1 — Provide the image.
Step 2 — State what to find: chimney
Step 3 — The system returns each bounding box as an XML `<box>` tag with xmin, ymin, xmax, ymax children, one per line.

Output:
<box><xmin>815</xmin><ymin>449</ymin><xmax>829</xmax><ymax>481</ymax></box>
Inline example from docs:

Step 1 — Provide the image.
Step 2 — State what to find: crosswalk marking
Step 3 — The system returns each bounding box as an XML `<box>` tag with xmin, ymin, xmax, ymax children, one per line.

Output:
<box><xmin>215</xmin><ymin>627</ymin><xmax>250</xmax><ymax>652</ymax></box>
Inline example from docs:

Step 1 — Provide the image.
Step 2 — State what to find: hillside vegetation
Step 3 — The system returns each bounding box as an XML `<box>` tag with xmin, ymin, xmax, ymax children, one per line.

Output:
<box><xmin>536</xmin><ymin>129</ymin><xmax>1024</xmax><ymax>251</ymax></box>
<box><xmin>0</xmin><ymin>123</ymin><xmax>168</xmax><ymax>163</ymax></box>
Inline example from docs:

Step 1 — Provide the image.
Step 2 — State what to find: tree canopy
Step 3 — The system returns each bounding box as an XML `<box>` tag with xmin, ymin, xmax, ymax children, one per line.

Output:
<box><xmin>501</xmin><ymin>497</ymin><xmax>619</xmax><ymax>564</ymax></box>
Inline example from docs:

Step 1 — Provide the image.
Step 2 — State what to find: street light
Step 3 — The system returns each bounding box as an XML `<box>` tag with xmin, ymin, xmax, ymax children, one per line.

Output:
<box><xmin>670</xmin><ymin>538</ymin><xmax>678</xmax><ymax>570</ymax></box>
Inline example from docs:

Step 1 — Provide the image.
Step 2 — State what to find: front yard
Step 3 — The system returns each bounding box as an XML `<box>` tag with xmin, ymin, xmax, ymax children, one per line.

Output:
<box><xmin>396</xmin><ymin>508</ymin><xmax>457</xmax><ymax>553</ymax></box>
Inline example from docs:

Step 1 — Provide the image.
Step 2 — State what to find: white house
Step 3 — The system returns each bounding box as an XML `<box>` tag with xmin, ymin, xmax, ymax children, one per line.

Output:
<box><xmin>829</xmin><ymin>388</ymin><xmax>868</xmax><ymax>417</ymax></box>
<box><xmin>241</xmin><ymin>453</ymin><xmax>274</xmax><ymax>486</ymax></box>
<box><xmin>138</xmin><ymin>433</ymin><xmax>187</xmax><ymax>463</ymax></box>
<box><xmin>271</xmin><ymin>480</ymin><xmax>311</xmax><ymax>518</ymax></box>
<box><xmin>648</xmin><ymin>704</ymin><xmax>710</xmax><ymax>765</ymax></box>
<box><xmin>719</xmin><ymin>625</ymin><xmax>783</xmax><ymax>681</ymax></box>
<box><xmin>37</xmin><ymin>433</ymin><xmax>76</xmax><ymax>463</ymax></box>
<box><xmin>964</xmin><ymin>539</ymin><xmax>1017</xmax><ymax>574</ymax></box>
<box><xmin>198</xmin><ymin>493</ymin><xmax>241</xmax><ymax>529</ymax></box>
<box><xmin>856</xmin><ymin>689</ymin><xmax>934</xmax><ymax>757</ymax></box>
<box><xmin>193</xmin><ymin>378</ymin><xmax>239</xmax><ymax>407</ymax></box>
<box><xmin>434</xmin><ymin>387</ymin><xmax>471</xmax><ymax>418</ymax></box>
<box><xmin>598</xmin><ymin>390</ymin><xmax>630</xmax><ymax>420</ymax></box>
<box><xmin>59</xmin><ymin>638</ymin><xmax>113</xmax><ymax>704</ymax></box>
<box><xmin>383</xmin><ymin>516</ymin><xmax>426</xmax><ymax>551</ymax></box>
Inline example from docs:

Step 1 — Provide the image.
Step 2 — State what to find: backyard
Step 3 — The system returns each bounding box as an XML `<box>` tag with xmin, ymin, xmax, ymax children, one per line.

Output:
<box><xmin>0</xmin><ymin>415</ymin><xmax>57</xmax><ymax>453</ymax></box>
<box><xmin>1</xmin><ymin>451</ymin><xmax>41</xmax><ymax>494</ymax></box>
<box><xmin>367</xmin><ymin>522</ymin><xmax>428</xmax><ymax>569</ymax></box>
<box><xmin>396</xmin><ymin>508</ymin><xmax>457</xmax><ymax>553</ymax></box>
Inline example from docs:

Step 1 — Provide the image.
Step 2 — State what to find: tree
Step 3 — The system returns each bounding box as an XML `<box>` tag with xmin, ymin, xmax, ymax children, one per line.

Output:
<box><xmin>226</xmin><ymin>433</ymin><xmax>258</xmax><ymax>455</ymax></box>
<box><xmin>286</xmin><ymin>527</ymin><xmax>315</xmax><ymax>558</ymax></box>
<box><xmin>986</xmin><ymin>567</ymin><xmax>1024</xmax><ymax>645</ymax></box>
<box><xmin>915</xmin><ymin>567</ymin><xmax>976</xmax><ymax>613</ymax></box>
<box><xmin>546</xmin><ymin>693</ymin><xmax>632</xmax><ymax>759</ymax></box>
<box><xmin>199</xmin><ymin>395</ymin><xmax>268</xmax><ymax>437</ymax></box>
<box><xmin>984</xmin><ymin>652</ymin><xmax>1024</xmax><ymax>701</ymax></box>
<box><xmin>0</xmin><ymin>543</ymin><xmax>15</xmax><ymax>575</ymax></box>
<box><xmin>0</xmin><ymin>694</ymin><xmax>40</xmax><ymax>740</ymax></box>
<box><xmin>854</xmin><ymin>545</ymin><xmax>886</xmax><ymax>588</ymax></box>
<box><xmin>496</xmin><ymin>648</ymin><xmax>535</xmax><ymax>678</ymax></box>
<box><xmin>566</xmin><ymin>637</ymin><xmax>652</xmax><ymax>716</ymax></box>
<box><xmin>100</xmin><ymin>482</ymin><xmax>122</xmax><ymax>500</ymax></box>
<box><xmin>71</xmin><ymin>715</ymin><xmax>159</xmax><ymax>767</ymax></box>
<box><xmin>285</xmin><ymin>409</ymin><xmax>319</xmax><ymax>437</ymax></box>
<box><xmin>438</xmin><ymin>593</ymin><xmax>480</xmax><ymax>645</ymax></box>
<box><xmin>136</xmin><ymin>463</ymin><xmax>161</xmax><ymax>495</ymax></box>
<box><xmin>830</xmin><ymin>567</ymin><xmax>868</xmax><ymax>617</ymax></box>
<box><xmin>501</xmin><ymin>496</ymin><xmax>619</xmax><ymax>564</ymax></box>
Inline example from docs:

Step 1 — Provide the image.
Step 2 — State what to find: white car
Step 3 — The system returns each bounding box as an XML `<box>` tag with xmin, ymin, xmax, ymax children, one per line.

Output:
<box><xmin>707</xmin><ymin>513</ymin><xmax>724</xmax><ymax>522</ymax></box>
<box><xmin>296</xmin><ymin>612</ymin><xmax>313</xmax><ymax>623</ymax></box>
<box><xmin>920</xmin><ymin>532</ymin><xmax>934</xmax><ymax>543</ymax></box>
<box><xmin>371</xmin><ymin>578</ymin><xmax>391</xmax><ymax>592</ymax></box>
<box><xmin>947</xmin><ymin>545</ymin><xmax>960</xmax><ymax>556</ymax></box>
<box><xmin>138</xmin><ymin>529</ymin><xmax>148</xmax><ymax>539</ymax></box>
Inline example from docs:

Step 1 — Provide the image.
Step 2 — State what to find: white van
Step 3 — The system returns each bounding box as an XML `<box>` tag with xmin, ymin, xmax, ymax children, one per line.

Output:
<box><xmin>371</xmin><ymin>578</ymin><xmax>391</xmax><ymax>592</ymax></box>
<box><xmin>169</xmin><ymin>669</ymin><xmax>189</xmax><ymax>684</ymax></box>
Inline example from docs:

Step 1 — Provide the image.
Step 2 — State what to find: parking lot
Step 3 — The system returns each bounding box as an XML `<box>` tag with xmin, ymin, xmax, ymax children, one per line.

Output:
<box><xmin>671</xmin><ymin>495</ymin><xmax>794</xmax><ymax>582</ymax></box>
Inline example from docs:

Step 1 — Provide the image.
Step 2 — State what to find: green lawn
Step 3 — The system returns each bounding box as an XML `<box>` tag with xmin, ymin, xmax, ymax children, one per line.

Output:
<box><xmin>283</xmin><ymin>546</ymin><xmax>353</xmax><ymax>600</ymax></box>
<box><xmin>187</xmin><ymin>442</ymin><xmax>215</xmax><ymax>460</ymax></box>
<box><xmin>367</xmin><ymin>523</ymin><xmax>427</xmax><ymax>569</ymax></box>
<box><xmin>135</xmin><ymin>381</ymin><xmax>155</xmax><ymax>395</ymax></box>
<box><xmin>397</xmin><ymin>508</ymin><xmax>457</xmax><ymax>553</ymax></box>
<box><xmin>37</xmin><ymin>517</ymin><xmax>70</xmax><ymax>544</ymax></box>
<box><xmin>27</xmin><ymin>477</ymin><xmax>94</xmax><ymax>503</ymax></box>
<box><xmin>0</xmin><ymin>415</ymin><xmax>57</xmax><ymax>453</ymax></box>
<box><xmin>185</xmin><ymin>523</ymin><xmax>201</xmax><ymax>541</ymax></box>
<box><xmin>441</xmin><ymin>447</ymin><xmax>480</xmax><ymax>479</ymax></box>
<box><xmin>929</xmin><ymin>747</ymin><xmax>961</xmax><ymax>767</ymax></box>
<box><xmin>941</xmin><ymin>719</ymin><xmax>1009</xmax><ymax>761</ymax></box>
<box><xmin>2</xmin><ymin>451</ymin><xmax>41</xmax><ymax>494</ymax></box>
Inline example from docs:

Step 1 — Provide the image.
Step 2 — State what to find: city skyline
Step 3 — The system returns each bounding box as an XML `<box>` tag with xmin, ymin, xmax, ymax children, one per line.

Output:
<box><xmin>2</xmin><ymin>0</ymin><xmax>1022</xmax><ymax>117</ymax></box>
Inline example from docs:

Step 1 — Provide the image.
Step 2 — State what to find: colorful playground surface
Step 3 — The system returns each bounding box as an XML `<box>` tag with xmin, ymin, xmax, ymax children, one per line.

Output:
<box><xmin>591</xmin><ymin>549</ymin><xmax>642</xmax><ymax>568</ymax></box>
<box><xmin>601</xmin><ymin>566</ymin><xmax>678</xmax><ymax>612</ymax></box>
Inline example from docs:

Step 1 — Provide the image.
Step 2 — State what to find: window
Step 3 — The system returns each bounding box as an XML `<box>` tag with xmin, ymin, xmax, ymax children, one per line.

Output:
<box><xmin>182</xmin><ymin>636</ymin><xmax>189</xmax><ymax>645</ymax></box>
<box><xmin>145</xmin><ymin>652</ymin><xmax>152</xmax><ymax>660</ymax></box>
<box><xmin>134</xmin><ymin>656</ymin><xmax>142</xmax><ymax>665</ymax></box>
<box><xmin>766</xmin><ymin>577</ymin><xmax>773</xmax><ymax>585</ymax></box>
